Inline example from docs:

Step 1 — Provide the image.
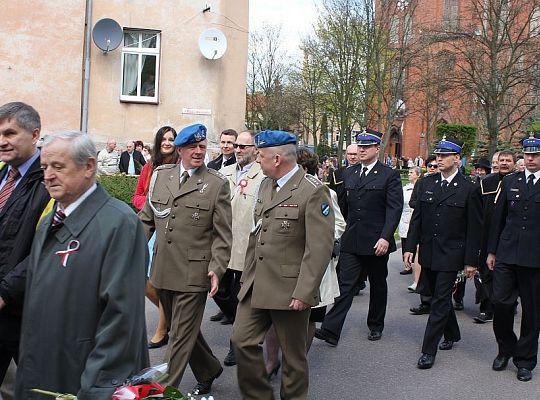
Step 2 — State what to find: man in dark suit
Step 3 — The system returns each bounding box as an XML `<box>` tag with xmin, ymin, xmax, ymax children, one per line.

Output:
<box><xmin>486</xmin><ymin>133</ymin><xmax>540</xmax><ymax>382</ymax></box>
<box><xmin>404</xmin><ymin>137</ymin><xmax>482</xmax><ymax>369</ymax></box>
<box><xmin>315</xmin><ymin>129</ymin><xmax>403</xmax><ymax>345</ymax></box>
<box><xmin>207</xmin><ymin>129</ymin><xmax>237</xmax><ymax>171</ymax></box>
<box><xmin>119</xmin><ymin>140</ymin><xmax>146</xmax><ymax>175</ymax></box>
<box><xmin>0</xmin><ymin>102</ymin><xmax>50</xmax><ymax>388</ymax></box>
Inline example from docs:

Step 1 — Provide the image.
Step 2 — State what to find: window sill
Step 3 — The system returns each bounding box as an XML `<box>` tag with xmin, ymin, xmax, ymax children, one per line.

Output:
<box><xmin>120</xmin><ymin>97</ymin><xmax>159</xmax><ymax>105</ymax></box>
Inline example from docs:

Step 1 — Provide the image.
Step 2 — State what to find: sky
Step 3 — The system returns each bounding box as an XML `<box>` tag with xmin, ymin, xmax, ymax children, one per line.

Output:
<box><xmin>249</xmin><ymin>0</ymin><xmax>320</xmax><ymax>57</ymax></box>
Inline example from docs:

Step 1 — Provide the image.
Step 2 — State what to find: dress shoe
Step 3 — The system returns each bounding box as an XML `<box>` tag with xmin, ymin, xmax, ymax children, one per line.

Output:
<box><xmin>492</xmin><ymin>355</ymin><xmax>510</xmax><ymax>371</ymax></box>
<box><xmin>400</xmin><ymin>268</ymin><xmax>413</xmax><ymax>275</ymax></box>
<box><xmin>210</xmin><ymin>311</ymin><xmax>224</xmax><ymax>322</ymax></box>
<box><xmin>410</xmin><ymin>304</ymin><xmax>430</xmax><ymax>315</ymax></box>
<box><xmin>223</xmin><ymin>347</ymin><xmax>236</xmax><ymax>366</ymax></box>
<box><xmin>367</xmin><ymin>331</ymin><xmax>382</xmax><ymax>341</ymax></box>
<box><xmin>191</xmin><ymin>367</ymin><xmax>223</xmax><ymax>395</ymax></box>
<box><xmin>417</xmin><ymin>353</ymin><xmax>435</xmax><ymax>369</ymax></box>
<box><xmin>220</xmin><ymin>315</ymin><xmax>234</xmax><ymax>325</ymax></box>
<box><xmin>517</xmin><ymin>368</ymin><xmax>532</xmax><ymax>382</ymax></box>
<box><xmin>267</xmin><ymin>361</ymin><xmax>281</xmax><ymax>380</ymax></box>
<box><xmin>314</xmin><ymin>328</ymin><xmax>339</xmax><ymax>346</ymax></box>
<box><xmin>473</xmin><ymin>312</ymin><xmax>493</xmax><ymax>324</ymax></box>
<box><xmin>438</xmin><ymin>340</ymin><xmax>454</xmax><ymax>351</ymax></box>
<box><xmin>454</xmin><ymin>300</ymin><xmax>464</xmax><ymax>311</ymax></box>
<box><xmin>147</xmin><ymin>333</ymin><xmax>169</xmax><ymax>349</ymax></box>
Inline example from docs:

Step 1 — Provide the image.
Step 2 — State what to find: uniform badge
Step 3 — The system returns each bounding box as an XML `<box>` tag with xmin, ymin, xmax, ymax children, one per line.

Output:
<box><xmin>55</xmin><ymin>240</ymin><xmax>80</xmax><ymax>267</ymax></box>
<box><xmin>281</xmin><ymin>220</ymin><xmax>291</xmax><ymax>230</ymax></box>
<box><xmin>192</xmin><ymin>212</ymin><xmax>200</xmax><ymax>220</ymax></box>
<box><xmin>199</xmin><ymin>183</ymin><xmax>209</xmax><ymax>193</ymax></box>
<box><xmin>321</xmin><ymin>202</ymin><xmax>330</xmax><ymax>216</ymax></box>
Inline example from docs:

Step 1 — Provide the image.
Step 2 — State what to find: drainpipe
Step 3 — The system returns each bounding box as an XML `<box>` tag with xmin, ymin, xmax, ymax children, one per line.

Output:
<box><xmin>81</xmin><ymin>0</ymin><xmax>93</xmax><ymax>133</ymax></box>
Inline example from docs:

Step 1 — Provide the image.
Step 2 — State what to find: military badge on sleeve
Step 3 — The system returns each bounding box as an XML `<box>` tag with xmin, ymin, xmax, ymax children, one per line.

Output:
<box><xmin>321</xmin><ymin>202</ymin><xmax>331</xmax><ymax>216</ymax></box>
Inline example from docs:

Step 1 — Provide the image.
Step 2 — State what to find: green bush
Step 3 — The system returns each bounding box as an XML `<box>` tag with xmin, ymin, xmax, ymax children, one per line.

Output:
<box><xmin>435</xmin><ymin>124</ymin><xmax>477</xmax><ymax>158</ymax></box>
<box><xmin>98</xmin><ymin>174</ymin><xmax>138</xmax><ymax>209</ymax></box>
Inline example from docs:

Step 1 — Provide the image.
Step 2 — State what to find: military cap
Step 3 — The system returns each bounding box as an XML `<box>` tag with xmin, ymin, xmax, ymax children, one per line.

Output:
<box><xmin>356</xmin><ymin>128</ymin><xmax>382</xmax><ymax>146</ymax></box>
<box><xmin>434</xmin><ymin>136</ymin><xmax>463</xmax><ymax>154</ymax></box>
<box><xmin>174</xmin><ymin>123</ymin><xmax>207</xmax><ymax>147</ymax></box>
<box><xmin>522</xmin><ymin>132</ymin><xmax>540</xmax><ymax>154</ymax></box>
<box><xmin>254</xmin><ymin>130</ymin><xmax>297</xmax><ymax>148</ymax></box>
<box><xmin>473</xmin><ymin>157</ymin><xmax>491</xmax><ymax>171</ymax></box>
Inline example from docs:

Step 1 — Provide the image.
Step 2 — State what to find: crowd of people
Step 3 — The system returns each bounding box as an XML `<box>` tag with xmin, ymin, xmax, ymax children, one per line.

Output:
<box><xmin>1</xmin><ymin>100</ymin><xmax>540</xmax><ymax>399</ymax></box>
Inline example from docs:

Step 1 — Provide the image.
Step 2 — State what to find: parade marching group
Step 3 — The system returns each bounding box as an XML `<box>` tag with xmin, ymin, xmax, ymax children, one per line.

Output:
<box><xmin>1</xmin><ymin>100</ymin><xmax>540</xmax><ymax>399</ymax></box>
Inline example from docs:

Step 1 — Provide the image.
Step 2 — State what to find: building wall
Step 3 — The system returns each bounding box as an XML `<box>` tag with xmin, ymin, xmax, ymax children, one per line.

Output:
<box><xmin>1</xmin><ymin>0</ymin><xmax>248</xmax><ymax>149</ymax></box>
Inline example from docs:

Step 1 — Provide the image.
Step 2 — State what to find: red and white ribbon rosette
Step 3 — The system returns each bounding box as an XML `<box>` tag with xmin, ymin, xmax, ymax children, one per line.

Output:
<box><xmin>239</xmin><ymin>178</ymin><xmax>248</xmax><ymax>194</ymax></box>
<box><xmin>55</xmin><ymin>240</ymin><xmax>80</xmax><ymax>267</ymax></box>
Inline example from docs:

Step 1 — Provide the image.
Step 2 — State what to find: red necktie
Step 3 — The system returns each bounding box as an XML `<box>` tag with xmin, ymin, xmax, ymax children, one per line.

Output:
<box><xmin>0</xmin><ymin>167</ymin><xmax>20</xmax><ymax>212</ymax></box>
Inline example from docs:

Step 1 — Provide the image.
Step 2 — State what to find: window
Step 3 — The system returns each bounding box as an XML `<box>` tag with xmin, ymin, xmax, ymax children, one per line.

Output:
<box><xmin>443</xmin><ymin>0</ymin><xmax>459</xmax><ymax>28</ymax></box>
<box><xmin>120</xmin><ymin>29</ymin><xmax>160</xmax><ymax>103</ymax></box>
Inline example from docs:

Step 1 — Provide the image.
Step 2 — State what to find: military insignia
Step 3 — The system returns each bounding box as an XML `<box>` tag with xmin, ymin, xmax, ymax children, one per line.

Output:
<box><xmin>198</xmin><ymin>178</ymin><xmax>203</xmax><ymax>183</ymax></box>
<box><xmin>194</xmin><ymin>131</ymin><xmax>205</xmax><ymax>141</ymax></box>
<box><xmin>192</xmin><ymin>212</ymin><xmax>200</xmax><ymax>220</ymax></box>
<box><xmin>510</xmin><ymin>188</ymin><xmax>519</xmax><ymax>191</ymax></box>
<box><xmin>374</xmin><ymin>170</ymin><xmax>378</xmax><ymax>174</ymax></box>
<box><xmin>321</xmin><ymin>202</ymin><xmax>330</xmax><ymax>216</ymax></box>
<box><xmin>199</xmin><ymin>183</ymin><xmax>209</xmax><ymax>193</ymax></box>
<box><xmin>281</xmin><ymin>220</ymin><xmax>291</xmax><ymax>230</ymax></box>
<box><xmin>435</xmin><ymin>180</ymin><xmax>439</xmax><ymax>184</ymax></box>
<box><xmin>453</xmin><ymin>182</ymin><xmax>457</xmax><ymax>186</ymax></box>
<box><xmin>278</xmin><ymin>204</ymin><xmax>298</xmax><ymax>208</ymax></box>
<box><xmin>518</xmin><ymin>177</ymin><xmax>523</xmax><ymax>181</ymax></box>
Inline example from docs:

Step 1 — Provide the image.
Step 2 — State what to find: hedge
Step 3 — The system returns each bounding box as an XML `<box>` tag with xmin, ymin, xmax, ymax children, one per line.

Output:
<box><xmin>98</xmin><ymin>174</ymin><xmax>138</xmax><ymax>209</ymax></box>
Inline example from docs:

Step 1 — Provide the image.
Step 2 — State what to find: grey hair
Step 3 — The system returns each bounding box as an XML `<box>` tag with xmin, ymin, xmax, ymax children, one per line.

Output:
<box><xmin>275</xmin><ymin>143</ymin><xmax>297</xmax><ymax>162</ymax></box>
<box><xmin>0</xmin><ymin>102</ymin><xmax>41</xmax><ymax>132</ymax></box>
<box><xmin>42</xmin><ymin>131</ymin><xmax>97</xmax><ymax>177</ymax></box>
<box><xmin>410</xmin><ymin>166</ymin><xmax>422</xmax><ymax>176</ymax></box>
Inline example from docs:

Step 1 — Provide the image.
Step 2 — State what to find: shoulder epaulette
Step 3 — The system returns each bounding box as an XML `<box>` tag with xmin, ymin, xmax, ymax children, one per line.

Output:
<box><xmin>304</xmin><ymin>174</ymin><xmax>322</xmax><ymax>187</ymax></box>
<box><xmin>207</xmin><ymin>168</ymin><xmax>227</xmax><ymax>180</ymax></box>
<box><xmin>155</xmin><ymin>164</ymin><xmax>176</xmax><ymax>172</ymax></box>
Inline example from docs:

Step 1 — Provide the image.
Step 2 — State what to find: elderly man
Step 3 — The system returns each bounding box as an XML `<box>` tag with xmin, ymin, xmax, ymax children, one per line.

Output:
<box><xmin>119</xmin><ymin>140</ymin><xmax>146</xmax><ymax>175</ymax></box>
<box><xmin>0</xmin><ymin>102</ymin><xmax>50</xmax><ymax>390</ymax></box>
<box><xmin>231</xmin><ymin>130</ymin><xmax>334</xmax><ymax>400</ymax></box>
<box><xmin>207</xmin><ymin>129</ymin><xmax>237</xmax><ymax>170</ymax></box>
<box><xmin>97</xmin><ymin>138</ymin><xmax>120</xmax><ymax>175</ymax></box>
<box><xmin>139</xmin><ymin>124</ymin><xmax>232</xmax><ymax>395</ymax></box>
<box><xmin>15</xmin><ymin>131</ymin><xmax>149</xmax><ymax>399</ymax></box>
<box><xmin>213</xmin><ymin>130</ymin><xmax>264</xmax><ymax>366</ymax></box>
<box><xmin>487</xmin><ymin>134</ymin><xmax>540</xmax><ymax>382</ymax></box>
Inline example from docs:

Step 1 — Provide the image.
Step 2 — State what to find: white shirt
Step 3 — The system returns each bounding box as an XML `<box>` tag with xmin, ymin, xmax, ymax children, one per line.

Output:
<box><xmin>440</xmin><ymin>169</ymin><xmax>459</xmax><ymax>186</ymax></box>
<box><xmin>525</xmin><ymin>169</ymin><xmax>540</xmax><ymax>185</ymax></box>
<box><xmin>360</xmin><ymin>159</ymin><xmax>378</xmax><ymax>176</ymax></box>
<box><xmin>276</xmin><ymin>164</ymin><xmax>300</xmax><ymax>191</ymax></box>
<box><xmin>62</xmin><ymin>183</ymin><xmax>97</xmax><ymax>216</ymax></box>
<box><xmin>180</xmin><ymin>163</ymin><xmax>199</xmax><ymax>178</ymax></box>
<box><xmin>0</xmin><ymin>150</ymin><xmax>40</xmax><ymax>191</ymax></box>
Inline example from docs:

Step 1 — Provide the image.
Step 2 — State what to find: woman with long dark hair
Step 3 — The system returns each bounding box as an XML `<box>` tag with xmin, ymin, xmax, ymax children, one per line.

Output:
<box><xmin>133</xmin><ymin>126</ymin><xmax>178</xmax><ymax>348</ymax></box>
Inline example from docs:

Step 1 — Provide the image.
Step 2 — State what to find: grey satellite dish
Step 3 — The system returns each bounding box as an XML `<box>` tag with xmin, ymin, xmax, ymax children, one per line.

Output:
<box><xmin>198</xmin><ymin>28</ymin><xmax>228</xmax><ymax>60</ymax></box>
<box><xmin>92</xmin><ymin>18</ymin><xmax>123</xmax><ymax>54</ymax></box>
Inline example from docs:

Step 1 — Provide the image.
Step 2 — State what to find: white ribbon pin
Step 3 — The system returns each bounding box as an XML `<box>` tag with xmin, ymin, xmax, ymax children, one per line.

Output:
<box><xmin>55</xmin><ymin>240</ymin><xmax>80</xmax><ymax>267</ymax></box>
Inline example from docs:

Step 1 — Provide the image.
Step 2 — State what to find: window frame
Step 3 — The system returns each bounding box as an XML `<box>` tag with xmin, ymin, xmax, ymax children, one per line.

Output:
<box><xmin>120</xmin><ymin>28</ymin><xmax>161</xmax><ymax>104</ymax></box>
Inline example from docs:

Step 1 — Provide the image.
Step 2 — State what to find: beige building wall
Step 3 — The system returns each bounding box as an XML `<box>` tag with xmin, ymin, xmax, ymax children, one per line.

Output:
<box><xmin>1</xmin><ymin>1</ymin><xmax>248</xmax><ymax>149</ymax></box>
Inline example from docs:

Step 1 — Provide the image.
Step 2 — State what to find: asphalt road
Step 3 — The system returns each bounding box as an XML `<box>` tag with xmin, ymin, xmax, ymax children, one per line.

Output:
<box><xmin>146</xmin><ymin>251</ymin><xmax>540</xmax><ymax>399</ymax></box>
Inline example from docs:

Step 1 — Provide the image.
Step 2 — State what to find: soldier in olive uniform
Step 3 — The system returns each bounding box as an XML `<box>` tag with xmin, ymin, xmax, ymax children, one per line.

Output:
<box><xmin>139</xmin><ymin>124</ymin><xmax>232</xmax><ymax>395</ymax></box>
<box><xmin>231</xmin><ymin>130</ymin><xmax>334</xmax><ymax>400</ymax></box>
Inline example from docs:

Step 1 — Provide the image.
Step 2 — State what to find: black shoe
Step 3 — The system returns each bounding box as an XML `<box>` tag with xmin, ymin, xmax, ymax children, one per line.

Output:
<box><xmin>223</xmin><ymin>347</ymin><xmax>236</xmax><ymax>366</ymax></box>
<box><xmin>368</xmin><ymin>331</ymin><xmax>382</xmax><ymax>341</ymax></box>
<box><xmin>210</xmin><ymin>311</ymin><xmax>224</xmax><ymax>322</ymax></box>
<box><xmin>399</xmin><ymin>268</ymin><xmax>413</xmax><ymax>275</ymax></box>
<box><xmin>454</xmin><ymin>300</ymin><xmax>464</xmax><ymax>311</ymax></box>
<box><xmin>492</xmin><ymin>355</ymin><xmax>510</xmax><ymax>371</ymax></box>
<box><xmin>314</xmin><ymin>328</ymin><xmax>339</xmax><ymax>346</ymax></box>
<box><xmin>517</xmin><ymin>368</ymin><xmax>532</xmax><ymax>382</ymax></box>
<box><xmin>473</xmin><ymin>312</ymin><xmax>493</xmax><ymax>323</ymax></box>
<box><xmin>148</xmin><ymin>333</ymin><xmax>169</xmax><ymax>349</ymax></box>
<box><xmin>410</xmin><ymin>304</ymin><xmax>430</xmax><ymax>315</ymax></box>
<box><xmin>417</xmin><ymin>353</ymin><xmax>435</xmax><ymax>369</ymax></box>
<box><xmin>220</xmin><ymin>315</ymin><xmax>234</xmax><ymax>325</ymax></box>
<box><xmin>191</xmin><ymin>367</ymin><xmax>223</xmax><ymax>395</ymax></box>
<box><xmin>267</xmin><ymin>361</ymin><xmax>281</xmax><ymax>380</ymax></box>
<box><xmin>438</xmin><ymin>340</ymin><xmax>454</xmax><ymax>351</ymax></box>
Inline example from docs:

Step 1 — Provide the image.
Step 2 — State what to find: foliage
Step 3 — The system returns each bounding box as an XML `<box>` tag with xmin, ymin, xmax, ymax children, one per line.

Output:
<box><xmin>316</xmin><ymin>144</ymin><xmax>333</xmax><ymax>160</ymax></box>
<box><xmin>435</xmin><ymin>124</ymin><xmax>477</xmax><ymax>158</ymax></box>
<box><xmin>98</xmin><ymin>174</ymin><xmax>138</xmax><ymax>208</ymax></box>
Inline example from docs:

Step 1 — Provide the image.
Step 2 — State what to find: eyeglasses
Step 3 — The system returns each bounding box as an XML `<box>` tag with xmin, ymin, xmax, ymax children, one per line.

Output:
<box><xmin>427</xmin><ymin>164</ymin><xmax>437</xmax><ymax>168</ymax></box>
<box><xmin>233</xmin><ymin>144</ymin><xmax>255</xmax><ymax>149</ymax></box>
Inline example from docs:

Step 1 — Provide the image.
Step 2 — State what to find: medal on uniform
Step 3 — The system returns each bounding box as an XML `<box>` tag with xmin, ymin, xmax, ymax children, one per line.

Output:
<box><xmin>55</xmin><ymin>240</ymin><xmax>80</xmax><ymax>267</ymax></box>
<box><xmin>192</xmin><ymin>212</ymin><xmax>200</xmax><ymax>220</ymax></box>
<box><xmin>281</xmin><ymin>220</ymin><xmax>291</xmax><ymax>230</ymax></box>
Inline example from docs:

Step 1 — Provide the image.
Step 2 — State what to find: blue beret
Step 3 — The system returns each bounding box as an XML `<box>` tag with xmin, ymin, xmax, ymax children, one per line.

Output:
<box><xmin>356</xmin><ymin>128</ymin><xmax>382</xmax><ymax>146</ymax></box>
<box><xmin>522</xmin><ymin>132</ymin><xmax>540</xmax><ymax>154</ymax></box>
<box><xmin>174</xmin><ymin>124</ymin><xmax>207</xmax><ymax>147</ymax></box>
<box><xmin>434</xmin><ymin>136</ymin><xmax>463</xmax><ymax>154</ymax></box>
<box><xmin>254</xmin><ymin>130</ymin><xmax>296</xmax><ymax>148</ymax></box>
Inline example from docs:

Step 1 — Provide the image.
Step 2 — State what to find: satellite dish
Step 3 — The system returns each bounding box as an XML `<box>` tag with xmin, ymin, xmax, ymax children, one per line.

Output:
<box><xmin>198</xmin><ymin>28</ymin><xmax>228</xmax><ymax>60</ymax></box>
<box><xmin>92</xmin><ymin>18</ymin><xmax>123</xmax><ymax>54</ymax></box>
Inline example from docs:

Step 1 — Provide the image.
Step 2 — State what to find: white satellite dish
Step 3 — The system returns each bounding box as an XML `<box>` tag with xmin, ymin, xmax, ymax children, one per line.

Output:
<box><xmin>198</xmin><ymin>28</ymin><xmax>228</xmax><ymax>60</ymax></box>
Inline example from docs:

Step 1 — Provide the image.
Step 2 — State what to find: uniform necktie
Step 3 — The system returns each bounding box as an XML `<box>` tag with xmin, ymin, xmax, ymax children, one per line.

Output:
<box><xmin>441</xmin><ymin>180</ymin><xmax>449</xmax><ymax>192</ymax></box>
<box><xmin>360</xmin><ymin>166</ymin><xmax>368</xmax><ymax>180</ymax></box>
<box><xmin>51</xmin><ymin>208</ymin><xmax>66</xmax><ymax>231</ymax></box>
<box><xmin>0</xmin><ymin>167</ymin><xmax>20</xmax><ymax>212</ymax></box>
<box><xmin>180</xmin><ymin>171</ymin><xmax>189</xmax><ymax>185</ymax></box>
<box><xmin>271</xmin><ymin>180</ymin><xmax>279</xmax><ymax>200</ymax></box>
<box><xmin>527</xmin><ymin>174</ymin><xmax>535</xmax><ymax>190</ymax></box>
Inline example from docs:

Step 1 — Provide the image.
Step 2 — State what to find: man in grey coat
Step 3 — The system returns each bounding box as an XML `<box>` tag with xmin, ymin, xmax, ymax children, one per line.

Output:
<box><xmin>15</xmin><ymin>131</ymin><xmax>149</xmax><ymax>399</ymax></box>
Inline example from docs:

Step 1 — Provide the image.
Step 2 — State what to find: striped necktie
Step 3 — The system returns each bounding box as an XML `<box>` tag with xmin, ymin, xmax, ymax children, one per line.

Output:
<box><xmin>51</xmin><ymin>208</ymin><xmax>66</xmax><ymax>230</ymax></box>
<box><xmin>0</xmin><ymin>167</ymin><xmax>20</xmax><ymax>212</ymax></box>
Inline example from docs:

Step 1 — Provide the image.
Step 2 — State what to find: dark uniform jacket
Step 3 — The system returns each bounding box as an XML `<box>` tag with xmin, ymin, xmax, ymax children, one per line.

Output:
<box><xmin>0</xmin><ymin>158</ymin><xmax>50</xmax><ymax>341</ymax></box>
<box><xmin>207</xmin><ymin>153</ymin><xmax>236</xmax><ymax>171</ymax></box>
<box><xmin>340</xmin><ymin>161</ymin><xmax>403</xmax><ymax>255</ymax></box>
<box><xmin>478</xmin><ymin>173</ymin><xmax>506</xmax><ymax>267</ymax></box>
<box><xmin>488</xmin><ymin>171</ymin><xmax>540</xmax><ymax>268</ymax></box>
<box><xmin>119</xmin><ymin>150</ymin><xmax>146</xmax><ymax>174</ymax></box>
<box><xmin>405</xmin><ymin>172</ymin><xmax>482</xmax><ymax>271</ymax></box>
<box><xmin>328</xmin><ymin>165</ymin><xmax>350</xmax><ymax>219</ymax></box>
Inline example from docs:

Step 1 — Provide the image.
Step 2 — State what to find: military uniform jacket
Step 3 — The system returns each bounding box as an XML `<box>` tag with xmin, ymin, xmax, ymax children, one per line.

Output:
<box><xmin>139</xmin><ymin>164</ymin><xmax>232</xmax><ymax>291</ymax></box>
<box><xmin>340</xmin><ymin>161</ymin><xmax>403</xmax><ymax>255</ymax></box>
<box><xmin>405</xmin><ymin>172</ymin><xmax>482</xmax><ymax>271</ymax></box>
<box><xmin>221</xmin><ymin>162</ymin><xmax>265</xmax><ymax>271</ymax></box>
<box><xmin>16</xmin><ymin>185</ymin><xmax>149</xmax><ymax>399</ymax></box>
<box><xmin>238</xmin><ymin>168</ymin><xmax>335</xmax><ymax>309</ymax></box>
<box><xmin>487</xmin><ymin>171</ymin><xmax>540</xmax><ymax>268</ymax></box>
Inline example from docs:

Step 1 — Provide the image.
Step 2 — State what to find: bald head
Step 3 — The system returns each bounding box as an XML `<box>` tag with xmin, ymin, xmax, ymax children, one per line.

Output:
<box><xmin>346</xmin><ymin>143</ymin><xmax>359</xmax><ymax>166</ymax></box>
